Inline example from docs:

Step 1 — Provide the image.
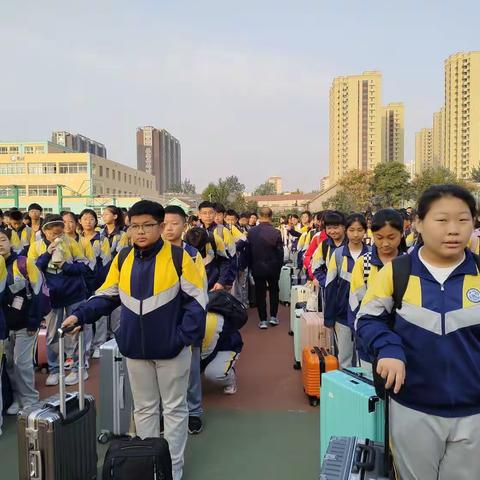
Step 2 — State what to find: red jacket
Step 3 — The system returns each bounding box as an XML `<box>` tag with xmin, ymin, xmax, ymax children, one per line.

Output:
<box><xmin>303</xmin><ymin>230</ymin><xmax>327</xmax><ymax>279</ymax></box>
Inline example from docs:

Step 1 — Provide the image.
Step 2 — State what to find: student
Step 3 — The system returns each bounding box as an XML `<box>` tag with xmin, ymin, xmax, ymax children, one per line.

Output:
<box><xmin>8</xmin><ymin>210</ymin><xmax>32</xmax><ymax>256</ymax></box>
<box><xmin>0</xmin><ymin>209</ymin><xmax>4</xmax><ymax>229</ymax></box>
<box><xmin>164</xmin><ymin>205</ymin><xmax>208</xmax><ymax>435</ymax></box>
<box><xmin>299</xmin><ymin>211</ymin><xmax>312</xmax><ymax>233</ymax></box>
<box><xmin>198</xmin><ymin>201</ymin><xmax>236</xmax><ymax>290</ymax></box>
<box><xmin>78</xmin><ymin>209</ymin><xmax>112</xmax><ymax>362</ymax></box>
<box><xmin>310</xmin><ymin>211</ymin><xmax>347</xmax><ymax>288</ymax></box>
<box><xmin>302</xmin><ymin>212</ymin><xmax>328</xmax><ymax>272</ymax></box>
<box><xmin>249</xmin><ymin>212</ymin><xmax>258</xmax><ymax>227</ymax></box>
<box><xmin>357</xmin><ymin>184</ymin><xmax>480</xmax><ymax>480</ymax></box>
<box><xmin>324</xmin><ymin>214</ymin><xmax>369</xmax><ymax>368</ymax></box>
<box><xmin>28</xmin><ymin>214</ymin><xmax>89</xmax><ymax>386</ymax></box>
<box><xmin>101</xmin><ymin>205</ymin><xmax>129</xmax><ymax>256</ymax></box>
<box><xmin>349</xmin><ymin>209</ymin><xmax>405</xmax><ymax>371</ymax></box>
<box><xmin>62</xmin><ymin>200</ymin><xmax>207</xmax><ymax>480</ymax></box>
<box><xmin>61</xmin><ymin>211</ymin><xmax>80</xmax><ymax>243</ymax></box>
<box><xmin>27</xmin><ymin>203</ymin><xmax>43</xmax><ymax>244</ymax></box>
<box><xmin>238</xmin><ymin>212</ymin><xmax>251</xmax><ymax>231</ymax></box>
<box><xmin>22</xmin><ymin>212</ymin><xmax>31</xmax><ymax>228</ymax></box>
<box><xmin>0</xmin><ymin>229</ymin><xmax>43</xmax><ymax>414</ymax></box>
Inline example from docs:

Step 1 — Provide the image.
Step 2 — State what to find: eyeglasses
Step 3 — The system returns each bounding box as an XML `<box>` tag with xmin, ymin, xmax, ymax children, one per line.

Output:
<box><xmin>128</xmin><ymin>222</ymin><xmax>159</xmax><ymax>233</ymax></box>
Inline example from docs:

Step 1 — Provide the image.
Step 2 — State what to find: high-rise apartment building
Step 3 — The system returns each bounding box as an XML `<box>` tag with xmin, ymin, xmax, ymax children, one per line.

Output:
<box><xmin>268</xmin><ymin>176</ymin><xmax>282</xmax><ymax>194</ymax></box>
<box><xmin>381</xmin><ymin>103</ymin><xmax>404</xmax><ymax>163</ymax></box>
<box><xmin>444</xmin><ymin>51</ymin><xmax>480</xmax><ymax>178</ymax></box>
<box><xmin>137</xmin><ymin>126</ymin><xmax>181</xmax><ymax>194</ymax></box>
<box><xmin>415</xmin><ymin>128</ymin><xmax>433</xmax><ymax>175</ymax></box>
<box><xmin>432</xmin><ymin>108</ymin><xmax>445</xmax><ymax>167</ymax></box>
<box><xmin>329</xmin><ymin>71</ymin><xmax>382</xmax><ymax>184</ymax></box>
<box><xmin>52</xmin><ymin>131</ymin><xmax>107</xmax><ymax>158</ymax></box>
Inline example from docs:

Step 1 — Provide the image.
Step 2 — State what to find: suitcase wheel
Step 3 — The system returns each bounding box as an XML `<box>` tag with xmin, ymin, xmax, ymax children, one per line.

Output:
<box><xmin>288</xmin><ymin>330</ymin><xmax>293</xmax><ymax>336</ymax></box>
<box><xmin>293</xmin><ymin>361</ymin><xmax>301</xmax><ymax>370</ymax></box>
<box><xmin>98</xmin><ymin>432</ymin><xmax>112</xmax><ymax>444</ymax></box>
<box><xmin>308</xmin><ymin>396</ymin><xmax>319</xmax><ymax>407</ymax></box>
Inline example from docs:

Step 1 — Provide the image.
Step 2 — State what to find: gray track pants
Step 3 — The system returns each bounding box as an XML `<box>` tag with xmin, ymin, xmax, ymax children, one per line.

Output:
<box><xmin>390</xmin><ymin>399</ymin><xmax>480</xmax><ymax>480</ymax></box>
<box><xmin>334</xmin><ymin>322</ymin><xmax>354</xmax><ymax>369</ymax></box>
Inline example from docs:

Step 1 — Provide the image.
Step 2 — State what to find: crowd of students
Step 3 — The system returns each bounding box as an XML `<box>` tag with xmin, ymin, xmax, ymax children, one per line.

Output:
<box><xmin>280</xmin><ymin>184</ymin><xmax>480</xmax><ymax>480</ymax></box>
<box><xmin>0</xmin><ymin>183</ymin><xmax>479</xmax><ymax>479</ymax></box>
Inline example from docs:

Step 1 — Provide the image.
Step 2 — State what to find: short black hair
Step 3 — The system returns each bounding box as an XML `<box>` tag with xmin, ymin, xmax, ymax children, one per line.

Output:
<box><xmin>128</xmin><ymin>200</ymin><xmax>165</xmax><ymax>223</ymax></box>
<box><xmin>346</xmin><ymin>213</ymin><xmax>367</xmax><ymax>231</ymax></box>
<box><xmin>323</xmin><ymin>211</ymin><xmax>346</xmax><ymax>227</ymax></box>
<box><xmin>187</xmin><ymin>214</ymin><xmax>198</xmax><ymax>223</ymax></box>
<box><xmin>164</xmin><ymin>205</ymin><xmax>187</xmax><ymax>220</ymax></box>
<box><xmin>0</xmin><ymin>209</ymin><xmax>3</xmax><ymax>218</ymax></box>
<box><xmin>239</xmin><ymin>212</ymin><xmax>250</xmax><ymax>220</ymax></box>
<box><xmin>61</xmin><ymin>211</ymin><xmax>78</xmax><ymax>223</ymax></box>
<box><xmin>79</xmin><ymin>209</ymin><xmax>98</xmax><ymax>228</ymax></box>
<box><xmin>9</xmin><ymin>210</ymin><xmax>23</xmax><ymax>222</ymax></box>
<box><xmin>104</xmin><ymin>205</ymin><xmax>125</xmax><ymax>230</ymax></box>
<box><xmin>42</xmin><ymin>214</ymin><xmax>64</xmax><ymax>230</ymax></box>
<box><xmin>28</xmin><ymin>203</ymin><xmax>43</xmax><ymax>212</ymax></box>
<box><xmin>0</xmin><ymin>228</ymin><xmax>12</xmax><ymax>241</ymax></box>
<box><xmin>250</xmin><ymin>212</ymin><xmax>258</xmax><ymax>218</ymax></box>
<box><xmin>290</xmin><ymin>214</ymin><xmax>299</xmax><ymax>220</ymax></box>
<box><xmin>184</xmin><ymin>227</ymin><xmax>209</xmax><ymax>253</ymax></box>
<box><xmin>198</xmin><ymin>201</ymin><xmax>214</xmax><ymax>211</ymax></box>
<box><xmin>417</xmin><ymin>184</ymin><xmax>477</xmax><ymax>220</ymax></box>
<box><xmin>225</xmin><ymin>209</ymin><xmax>238</xmax><ymax>218</ymax></box>
<box><xmin>213</xmin><ymin>203</ymin><xmax>226</xmax><ymax>214</ymax></box>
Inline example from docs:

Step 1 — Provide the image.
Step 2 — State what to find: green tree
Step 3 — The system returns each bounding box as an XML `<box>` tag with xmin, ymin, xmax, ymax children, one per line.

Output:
<box><xmin>201</xmin><ymin>176</ymin><xmax>246</xmax><ymax>210</ymax></box>
<box><xmin>370</xmin><ymin>162</ymin><xmax>411</xmax><ymax>208</ymax></box>
<box><xmin>322</xmin><ymin>190</ymin><xmax>356</xmax><ymax>212</ymax></box>
<box><xmin>253</xmin><ymin>181</ymin><xmax>276</xmax><ymax>196</ymax></box>
<box><xmin>168</xmin><ymin>178</ymin><xmax>196</xmax><ymax>195</ymax></box>
<box><xmin>470</xmin><ymin>166</ymin><xmax>480</xmax><ymax>183</ymax></box>
<box><xmin>338</xmin><ymin>169</ymin><xmax>373</xmax><ymax>212</ymax></box>
<box><xmin>411</xmin><ymin>166</ymin><xmax>466</xmax><ymax>201</ymax></box>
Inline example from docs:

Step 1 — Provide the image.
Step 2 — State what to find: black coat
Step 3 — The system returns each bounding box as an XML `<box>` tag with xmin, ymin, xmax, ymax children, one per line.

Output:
<box><xmin>247</xmin><ymin>222</ymin><xmax>284</xmax><ymax>277</ymax></box>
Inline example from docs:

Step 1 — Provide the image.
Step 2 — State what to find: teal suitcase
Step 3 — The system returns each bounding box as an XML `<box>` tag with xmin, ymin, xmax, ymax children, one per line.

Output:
<box><xmin>320</xmin><ymin>368</ymin><xmax>384</xmax><ymax>465</ymax></box>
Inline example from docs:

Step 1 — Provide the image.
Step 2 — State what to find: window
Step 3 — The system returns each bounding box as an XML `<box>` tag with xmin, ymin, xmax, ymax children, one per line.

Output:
<box><xmin>59</xmin><ymin>162</ymin><xmax>88</xmax><ymax>174</ymax></box>
<box><xmin>118</xmin><ymin>171</ymin><xmax>121</xmax><ymax>181</ymax></box>
<box><xmin>124</xmin><ymin>173</ymin><xmax>127</xmax><ymax>182</ymax></box>
<box><xmin>106</xmin><ymin>168</ymin><xmax>110</xmax><ymax>179</ymax></box>
<box><xmin>99</xmin><ymin>165</ymin><xmax>103</xmax><ymax>176</ymax></box>
<box><xmin>0</xmin><ymin>163</ymin><xmax>26</xmax><ymax>174</ymax></box>
<box><xmin>0</xmin><ymin>147</ymin><xmax>8</xmax><ymax>154</ymax></box>
<box><xmin>0</xmin><ymin>186</ymin><xmax>26</xmax><ymax>196</ymax></box>
<box><xmin>112</xmin><ymin>169</ymin><xmax>115</xmax><ymax>179</ymax></box>
<box><xmin>28</xmin><ymin>185</ymin><xmax>57</xmax><ymax>196</ymax></box>
<box><xmin>129</xmin><ymin>175</ymin><xmax>132</xmax><ymax>184</ymax></box>
<box><xmin>34</xmin><ymin>146</ymin><xmax>45</xmax><ymax>154</ymax></box>
<box><xmin>106</xmin><ymin>188</ymin><xmax>110</xmax><ymax>194</ymax></box>
<box><xmin>28</xmin><ymin>163</ymin><xmax>57</xmax><ymax>174</ymax></box>
<box><xmin>24</xmin><ymin>146</ymin><xmax>34</xmax><ymax>154</ymax></box>
<box><xmin>9</xmin><ymin>146</ymin><xmax>19</xmax><ymax>154</ymax></box>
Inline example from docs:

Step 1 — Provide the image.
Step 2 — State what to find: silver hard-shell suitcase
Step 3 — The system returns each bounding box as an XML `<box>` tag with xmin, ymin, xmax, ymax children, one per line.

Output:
<box><xmin>17</xmin><ymin>327</ymin><xmax>97</xmax><ymax>480</ymax></box>
<box><xmin>98</xmin><ymin>338</ymin><xmax>135</xmax><ymax>444</ymax></box>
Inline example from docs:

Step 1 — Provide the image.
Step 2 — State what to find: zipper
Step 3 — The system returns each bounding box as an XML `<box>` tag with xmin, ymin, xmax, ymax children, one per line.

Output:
<box><xmin>138</xmin><ymin>250</ymin><xmax>146</xmax><ymax>357</ymax></box>
<box><xmin>440</xmin><ymin>283</ymin><xmax>445</xmax><ymax>335</ymax></box>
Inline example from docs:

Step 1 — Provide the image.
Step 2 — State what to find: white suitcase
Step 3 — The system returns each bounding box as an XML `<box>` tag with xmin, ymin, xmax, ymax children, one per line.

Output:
<box><xmin>279</xmin><ymin>265</ymin><xmax>293</xmax><ymax>304</ymax></box>
<box><xmin>289</xmin><ymin>285</ymin><xmax>308</xmax><ymax>334</ymax></box>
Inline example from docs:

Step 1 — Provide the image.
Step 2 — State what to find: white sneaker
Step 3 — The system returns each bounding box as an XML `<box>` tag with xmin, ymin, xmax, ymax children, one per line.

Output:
<box><xmin>224</xmin><ymin>379</ymin><xmax>237</xmax><ymax>395</ymax></box>
<box><xmin>64</xmin><ymin>357</ymin><xmax>74</xmax><ymax>370</ymax></box>
<box><xmin>269</xmin><ymin>316</ymin><xmax>279</xmax><ymax>326</ymax></box>
<box><xmin>46</xmin><ymin>373</ymin><xmax>59</xmax><ymax>386</ymax></box>
<box><xmin>172</xmin><ymin>469</ymin><xmax>183</xmax><ymax>480</ymax></box>
<box><xmin>65</xmin><ymin>371</ymin><xmax>89</xmax><ymax>386</ymax></box>
<box><xmin>92</xmin><ymin>348</ymin><xmax>101</xmax><ymax>359</ymax></box>
<box><xmin>258</xmin><ymin>320</ymin><xmax>268</xmax><ymax>329</ymax></box>
<box><xmin>6</xmin><ymin>402</ymin><xmax>20</xmax><ymax>415</ymax></box>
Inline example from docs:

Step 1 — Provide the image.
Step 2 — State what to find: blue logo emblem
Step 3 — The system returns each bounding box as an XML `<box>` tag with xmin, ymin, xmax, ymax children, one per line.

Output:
<box><xmin>467</xmin><ymin>288</ymin><xmax>480</xmax><ymax>303</ymax></box>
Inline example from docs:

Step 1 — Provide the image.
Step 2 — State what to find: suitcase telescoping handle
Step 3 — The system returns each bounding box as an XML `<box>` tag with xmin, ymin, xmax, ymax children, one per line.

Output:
<box><xmin>58</xmin><ymin>325</ymin><xmax>85</xmax><ymax>416</ymax></box>
<box><xmin>353</xmin><ymin>443</ymin><xmax>376</xmax><ymax>472</ymax></box>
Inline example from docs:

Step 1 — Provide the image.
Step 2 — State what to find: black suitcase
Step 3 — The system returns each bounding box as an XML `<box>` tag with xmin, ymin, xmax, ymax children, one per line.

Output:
<box><xmin>102</xmin><ymin>436</ymin><xmax>172</xmax><ymax>480</ymax></box>
<box><xmin>17</xmin><ymin>327</ymin><xmax>97</xmax><ymax>480</ymax></box>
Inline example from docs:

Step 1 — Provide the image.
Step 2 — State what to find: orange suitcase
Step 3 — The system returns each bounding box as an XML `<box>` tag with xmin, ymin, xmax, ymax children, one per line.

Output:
<box><xmin>302</xmin><ymin>346</ymin><xmax>339</xmax><ymax>406</ymax></box>
<box><xmin>299</xmin><ymin>312</ymin><xmax>332</xmax><ymax>366</ymax></box>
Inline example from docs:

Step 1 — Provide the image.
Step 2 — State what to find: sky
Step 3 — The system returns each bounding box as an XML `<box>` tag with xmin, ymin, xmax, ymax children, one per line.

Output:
<box><xmin>0</xmin><ymin>1</ymin><xmax>479</xmax><ymax>193</ymax></box>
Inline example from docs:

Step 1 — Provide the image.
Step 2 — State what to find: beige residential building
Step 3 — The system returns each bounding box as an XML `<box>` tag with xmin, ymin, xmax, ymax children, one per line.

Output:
<box><xmin>329</xmin><ymin>71</ymin><xmax>383</xmax><ymax>184</ymax></box>
<box><xmin>432</xmin><ymin>108</ymin><xmax>445</xmax><ymax>166</ymax></box>
<box><xmin>381</xmin><ymin>103</ymin><xmax>404</xmax><ymax>163</ymax></box>
<box><xmin>0</xmin><ymin>141</ymin><xmax>157</xmax><ymax>212</ymax></box>
<box><xmin>415</xmin><ymin>128</ymin><xmax>433</xmax><ymax>175</ymax></box>
<box><xmin>267</xmin><ymin>176</ymin><xmax>282</xmax><ymax>194</ymax></box>
<box><xmin>444</xmin><ymin>51</ymin><xmax>480</xmax><ymax>178</ymax></box>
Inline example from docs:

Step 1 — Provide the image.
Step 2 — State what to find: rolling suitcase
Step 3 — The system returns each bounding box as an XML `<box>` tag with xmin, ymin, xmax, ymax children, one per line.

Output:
<box><xmin>302</xmin><ymin>346</ymin><xmax>339</xmax><ymax>406</ymax></box>
<box><xmin>18</xmin><ymin>327</ymin><xmax>97</xmax><ymax>480</ymax></box>
<box><xmin>320</xmin><ymin>368</ymin><xmax>384</xmax><ymax>464</ymax></box>
<box><xmin>34</xmin><ymin>323</ymin><xmax>48</xmax><ymax>372</ymax></box>
<box><xmin>299</xmin><ymin>312</ymin><xmax>332</xmax><ymax>366</ymax></box>
<box><xmin>293</xmin><ymin>306</ymin><xmax>305</xmax><ymax>369</ymax></box>
<box><xmin>289</xmin><ymin>285</ymin><xmax>308</xmax><ymax>334</ymax></box>
<box><xmin>98</xmin><ymin>338</ymin><xmax>135</xmax><ymax>444</ymax></box>
<box><xmin>279</xmin><ymin>265</ymin><xmax>293</xmax><ymax>304</ymax></box>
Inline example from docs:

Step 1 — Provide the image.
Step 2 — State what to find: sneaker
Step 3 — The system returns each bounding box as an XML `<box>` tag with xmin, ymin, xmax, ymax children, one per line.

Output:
<box><xmin>46</xmin><ymin>373</ymin><xmax>59</xmax><ymax>386</ymax></box>
<box><xmin>64</xmin><ymin>357</ymin><xmax>74</xmax><ymax>370</ymax></box>
<box><xmin>269</xmin><ymin>316</ymin><xmax>280</xmax><ymax>326</ymax></box>
<box><xmin>224</xmin><ymin>380</ymin><xmax>238</xmax><ymax>395</ymax></box>
<box><xmin>258</xmin><ymin>320</ymin><xmax>268</xmax><ymax>329</ymax></box>
<box><xmin>160</xmin><ymin>417</ymin><xmax>164</xmax><ymax>436</ymax></box>
<box><xmin>65</xmin><ymin>371</ymin><xmax>89</xmax><ymax>386</ymax></box>
<box><xmin>92</xmin><ymin>348</ymin><xmax>101</xmax><ymax>359</ymax></box>
<box><xmin>6</xmin><ymin>402</ymin><xmax>20</xmax><ymax>415</ymax></box>
<box><xmin>188</xmin><ymin>416</ymin><xmax>203</xmax><ymax>435</ymax></box>
<box><xmin>172</xmin><ymin>469</ymin><xmax>183</xmax><ymax>480</ymax></box>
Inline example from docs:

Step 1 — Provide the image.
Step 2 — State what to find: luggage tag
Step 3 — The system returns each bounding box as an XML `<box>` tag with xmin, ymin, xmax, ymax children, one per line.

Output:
<box><xmin>12</xmin><ymin>295</ymin><xmax>24</xmax><ymax>310</ymax></box>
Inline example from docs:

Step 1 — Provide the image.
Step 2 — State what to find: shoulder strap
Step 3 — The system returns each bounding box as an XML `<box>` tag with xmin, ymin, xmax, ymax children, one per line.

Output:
<box><xmin>16</xmin><ymin>255</ymin><xmax>28</xmax><ymax>279</ymax></box>
<box><xmin>392</xmin><ymin>254</ymin><xmax>412</xmax><ymax>311</ymax></box>
<box><xmin>117</xmin><ymin>246</ymin><xmax>133</xmax><ymax>272</ymax></box>
<box><xmin>171</xmin><ymin>244</ymin><xmax>183</xmax><ymax>279</ymax></box>
<box><xmin>334</xmin><ymin>246</ymin><xmax>344</xmax><ymax>277</ymax></box>
<box><xmin>473</xmin><ymin>253</ymin><xmax>480</xmax><ymax>271</ymax></box>
<box><xmin>321</xmin><ymin>240</ymin><xmax>329</xmax><ymax>261</ymax></box>
<box><xmin>363</xmin><ymin>251</ymin><xmax>372</xmax><ymax>284</ymax></box>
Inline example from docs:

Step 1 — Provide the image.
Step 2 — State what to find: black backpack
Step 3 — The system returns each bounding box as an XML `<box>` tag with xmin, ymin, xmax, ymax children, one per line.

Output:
<box><xmin>102</xmin><ymin>437</ymin><xmax>172</xmax><ymax>480</ymax></box>
<box><xmin>207</xmin><ymin>290</ymin><xmax>248</xmax><ymax>330</ymax></box>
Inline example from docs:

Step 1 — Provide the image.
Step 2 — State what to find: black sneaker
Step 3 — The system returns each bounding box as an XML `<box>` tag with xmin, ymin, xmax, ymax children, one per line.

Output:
<box><xmin>188</xmin><ymin>416</ymin><xmax>203</xmax><ymax>435</ymax></box>
<box><xmin>160</xmin><ymin>417</ymin><xmax>164</xmax><ymax>436</ymax></box>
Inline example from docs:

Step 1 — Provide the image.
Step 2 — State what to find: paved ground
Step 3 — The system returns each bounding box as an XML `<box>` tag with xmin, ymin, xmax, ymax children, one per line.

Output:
<box><xmin>0</xmin><ymin>304</ymin><xmax>319</xmax><ymax>479</ymax></box>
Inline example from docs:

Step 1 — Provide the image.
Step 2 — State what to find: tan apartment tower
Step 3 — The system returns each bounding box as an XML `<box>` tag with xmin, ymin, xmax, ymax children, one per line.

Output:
<box><xmin>415</xmin><ymin>128</ymin><xmax>433</xmax><ymax>175</ymax></box>
<box><xmin>329</xmin><ymin>71</ymin><xmax>382</xmax><ymax>184</ymax></box>
<box><xmin>381</xmin><ymin>103</ymin><xmax>404</xmax><ymax>163</ymax></box>
<box><xmin>268</xmin><ymin>176</ymin><xmax>282</xmax><ymax>194</ymax></box>
<box><xmin>432</xmin><ymin>108</ymin><xmax>445</xmax><ymax>167</ymax></box>
<box><xmin>444</xmin><ymin>51</ymin><xmax>480</xmax><ymax>178</ymax></box>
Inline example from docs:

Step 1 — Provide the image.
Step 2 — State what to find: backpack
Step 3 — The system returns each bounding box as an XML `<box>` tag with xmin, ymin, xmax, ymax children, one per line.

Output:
<box><xmin>207</xmin><ymin>290</ymin><xmax>248</xmax><ymax>330</ymax></box>
<box><xmin>16</xmin><ymin>256</ymin><xmax>51</xmax><ymax>317</ymax></box>
<box><xmin>117</xmin><ymin>245</ymin><xmax>183</xmax><ymax>279</ymax></box>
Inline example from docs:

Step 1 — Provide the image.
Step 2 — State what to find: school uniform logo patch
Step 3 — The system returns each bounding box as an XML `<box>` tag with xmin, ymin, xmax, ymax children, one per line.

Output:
<box><xmin>466</xmin><ymin>288</ymin><xmax>480</xmax><ymax>303</ymax></box>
